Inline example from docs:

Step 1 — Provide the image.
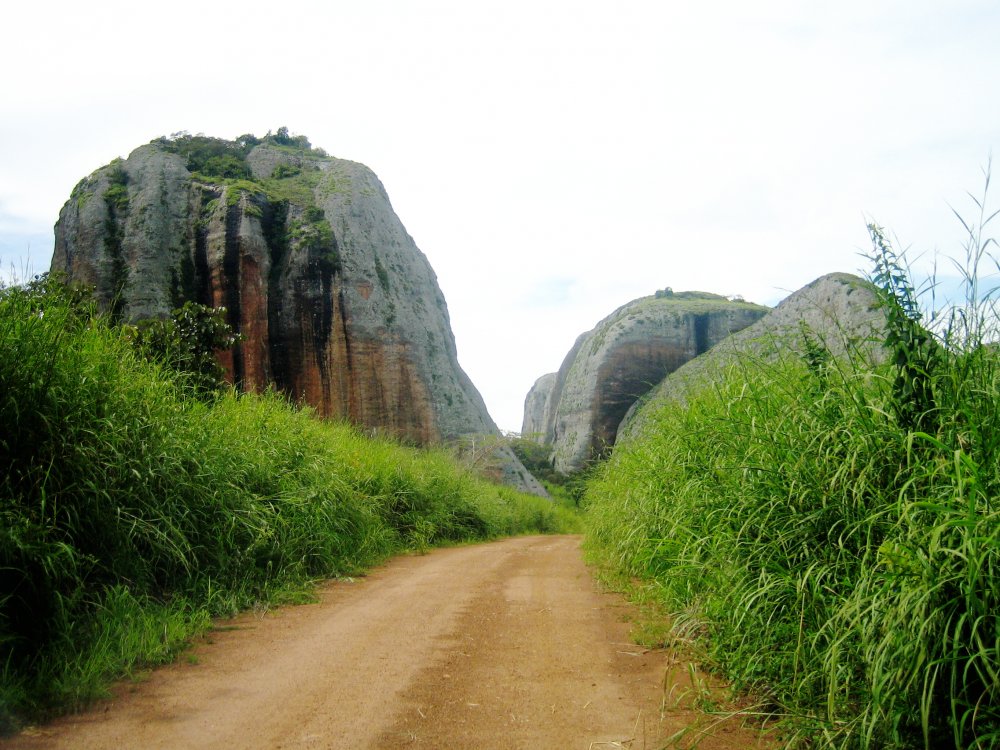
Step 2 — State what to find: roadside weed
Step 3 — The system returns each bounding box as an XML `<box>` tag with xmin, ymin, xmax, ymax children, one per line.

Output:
<box><xmin>585</xmin><ymin>180</ymin><xmax>1000</xmax><ymax>748</ymax></box>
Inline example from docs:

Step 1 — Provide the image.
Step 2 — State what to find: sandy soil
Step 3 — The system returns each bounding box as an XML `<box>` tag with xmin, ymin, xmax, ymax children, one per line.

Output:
<box><xmin>4</xmin><ymin>535</ymin><xmax>771</xmax><ymax>749</ymax></box>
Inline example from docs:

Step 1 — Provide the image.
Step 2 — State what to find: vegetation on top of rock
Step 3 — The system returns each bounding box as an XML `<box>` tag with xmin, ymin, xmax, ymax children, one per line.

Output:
<box><xmin>650</xmin><ymin>288</ymin><xmax>748</xmax><ymax>303</ymax></box>
<box><xmin>153</xmin><ymin>134</ymin><xmax>251</xmax><ymax>180</ymax></box>
<box><xmin>653</xmin><ymin>287</ymin><xmax>728</xmax><ymax>301</ymax></box>
<box><xmin>151</xmin><ymin>129</ymin><xmax>330</xmax><ymax>214</ymax></box>
<box><xmin>265</xmin><ymin>125</ymin><xmax>312</xmax><ymax>150</ymax></box>
<box><xmin>102</xmin><ymin>160</ymin><xmax>129</xmax><ymax>210</ymax></box>
<box><xmin>152</xmin><ymin>127</ymin><xmax>319</xmax><ymax>182</ymax></box>
<box><xmin>148</xmin><ymin>131</ymin><xmax>343</xmax><ymax>286</ymax></box>
<box><xmin>624</xmin><ymin>291</ymin><xmax>763</xmax><ymax>316</ymax></box>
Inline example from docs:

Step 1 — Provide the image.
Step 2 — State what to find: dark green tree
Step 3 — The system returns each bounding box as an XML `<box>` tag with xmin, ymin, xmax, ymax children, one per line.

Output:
<box><xmin>132</xmin><ymin>302</ymin><xmax>242</xmax><ymax>394</ymax></box>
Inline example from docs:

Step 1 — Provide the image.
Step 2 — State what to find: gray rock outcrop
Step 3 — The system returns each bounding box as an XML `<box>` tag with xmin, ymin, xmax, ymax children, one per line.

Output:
<box><xmin>51</xmin><ymin>132</ymin><xmax>546</xmax><ymax>496</ymax></box>
<box><xmin>618</xmin><ymin>273</ymin><xmax>887</xmax><ymax>441</ymax></box>
<box><xmin>522</xmin><ymin>373</ymin><xmax>557</xmax><ymax>441</ymax></box>
<box><xmin>524</xmin><ymin>291</ymin><xmax>768</xmax><ymax>473</ymax></box>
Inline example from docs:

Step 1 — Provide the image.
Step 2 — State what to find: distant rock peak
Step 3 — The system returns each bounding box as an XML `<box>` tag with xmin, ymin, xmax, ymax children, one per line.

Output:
<box><xmin>524</xmin><ymin>291</ymin><xmax>768</xmax><ymax>474</ymax></box>
<box><xmin>616</xmin><ymin>273</ymin><xmax>887</xmax><ymax>443</ymax></box>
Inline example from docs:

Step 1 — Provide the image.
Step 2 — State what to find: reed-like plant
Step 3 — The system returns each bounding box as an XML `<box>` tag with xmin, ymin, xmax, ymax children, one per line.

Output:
<box><xmin>584</xmin><ymin>177</ymin><xmax>1000</xmax><ymax>748</ymax></box>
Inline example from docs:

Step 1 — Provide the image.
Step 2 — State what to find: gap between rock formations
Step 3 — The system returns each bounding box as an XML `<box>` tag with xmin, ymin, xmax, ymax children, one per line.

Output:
<box><xmin>5</xmin><ymin>536</ymin><xmax>773</xmax><ymax>749</ymax></box>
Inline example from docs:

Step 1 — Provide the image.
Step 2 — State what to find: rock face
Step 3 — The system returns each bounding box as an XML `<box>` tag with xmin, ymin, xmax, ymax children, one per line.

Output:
<box><xmin>523</xmin><ymin>291</ymin><xmax>768</xmax><ymax>473</ymax></box>
<box><xmin>52</xmin><ymin>133</ymin><xmax>545</xmax><ymax>495</ymax></box>
<box><xmin>618</xmin><ymin>273</ymin><xmax>886</xmax><ymax>442</ymax></box>
<box><xmin>521</xmin><ymin>372</ymin><xmax>557</xmax><ymax>440</ymax></box>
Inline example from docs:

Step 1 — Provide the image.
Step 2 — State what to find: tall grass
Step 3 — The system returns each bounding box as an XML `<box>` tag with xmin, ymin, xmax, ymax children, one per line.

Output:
<box><xmin>0</xmin><ymin>278</ymin><xmax>575</xmax><ymax>730</ymax></box>
<box><xmin>585</xmin><ymin>187</ymin><xmax>999</xmax><ymax>748</ymax></box>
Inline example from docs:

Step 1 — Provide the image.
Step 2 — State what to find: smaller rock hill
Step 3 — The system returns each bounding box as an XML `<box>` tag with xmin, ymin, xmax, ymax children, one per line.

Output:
<box><xmin>617</xmin><ymin>273</ymin><xmax>887</xmax><ymax>443</ymax></box>
<box><xmin>523</xmin><ymin>290</ymin><xmax>768</xmax><ymax>474</ymax></box>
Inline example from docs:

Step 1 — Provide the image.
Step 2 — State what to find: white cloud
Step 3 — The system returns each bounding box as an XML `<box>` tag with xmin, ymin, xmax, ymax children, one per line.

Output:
<box><xmin>3</xmin><ymin>0</ymin><xmax>999</xmax><ymax>430</ymax></box>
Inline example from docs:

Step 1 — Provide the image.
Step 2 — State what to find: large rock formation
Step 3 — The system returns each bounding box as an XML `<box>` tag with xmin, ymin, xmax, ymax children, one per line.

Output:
<box><xmin>524</xmin><ymin>291</ymin><xmax>768</xmax><ymax>473</ymax></box>
<box><xmin>52</xmin><ymin>131</ymin><xmax>545</xmax><ymax>495</ymax></box>
<box><xmin>521</xmin><ymin>372</ymin><xmax>557</xmax><ymax>440</ymax></box>
<box><xmin>618</xmin><ymin>273</ymin><xmax>886</xmax><ymax>442</ymax></box>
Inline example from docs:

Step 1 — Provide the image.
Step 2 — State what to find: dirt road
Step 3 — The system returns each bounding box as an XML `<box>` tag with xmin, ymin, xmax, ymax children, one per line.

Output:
<box><xmin>6</xmin><ymin>536</ymin><xmax>770</xmax><ymax>749</ymax></box>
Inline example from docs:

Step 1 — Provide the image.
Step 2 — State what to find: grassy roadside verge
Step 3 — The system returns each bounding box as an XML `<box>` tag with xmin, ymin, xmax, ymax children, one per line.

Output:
<box><xmin>0</xmin><ymin>280</ymin><xmax>577</xmax><ymax>731</ymax></box>
<box><xmin>584</xmin><ymin>217</ymin><xmax>1000</xmax><ymax>748</ymax></box>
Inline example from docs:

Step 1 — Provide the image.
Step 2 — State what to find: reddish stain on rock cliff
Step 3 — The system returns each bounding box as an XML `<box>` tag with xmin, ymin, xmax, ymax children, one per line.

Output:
<box><xmin>49</xmin><ymin>140</ymin><xmax>494</xmax><ymax>452</ymax></box>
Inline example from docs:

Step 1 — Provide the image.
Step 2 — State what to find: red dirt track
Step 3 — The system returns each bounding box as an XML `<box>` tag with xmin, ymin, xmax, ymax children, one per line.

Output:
<box><xmin>4</xmin><ymin>536</ymin><xmax>770</xmax><ymax>749</ymax></box>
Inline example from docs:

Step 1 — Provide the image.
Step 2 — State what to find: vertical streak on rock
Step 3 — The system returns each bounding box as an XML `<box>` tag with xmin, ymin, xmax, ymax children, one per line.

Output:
<box><xmin>238</xmin><ymin>253</ymin><xmax>269</xmax><ymax>391</ymax></box>
<box><xmin>313</xmin><ymin>251</ymin><xmax>337</xmax><ymax>390</ymax></box>
<box><xmin>221</xmin><ymin>202</ymin><xmax>244</xmax><ymax>386</ymax></box>
<box><xmin>282</xmin><ymin>263</ymin><xmax>343</xmax><ymax>420</ymax></box>
<box><xmin>335</xmin><ymin>285</ymin><xmax>354</xmax><ymax>421</ymax></box>
<box><xmin>264</xmin><ymin>200</ymin><xmax>290</xmax><ymax>397</ymax></box>
<box><xmin>693</xmin><ymin>313</ymin><xmax>710</xmax><ymax>355</ymax></box>
<box><xmin>592</xmin><ymin>340</ymin><xmax>691</xmax><ymax>458</ymax></box>
<box><xmin>193</xmin><ymin>188</ymin><xmax>214</xmax><ymax>309</ymax></box>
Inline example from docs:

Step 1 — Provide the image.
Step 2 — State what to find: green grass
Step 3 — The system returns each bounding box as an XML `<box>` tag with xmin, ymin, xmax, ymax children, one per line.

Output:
<box><xmin>584</xmin><ymin>194</ymin><xmax>1000</xmax><ymax>748</ymax></box>
<box><xmin>0</xmin><ymin>278</ymin><xmax>575</xmax><ymax>730</ymax></box>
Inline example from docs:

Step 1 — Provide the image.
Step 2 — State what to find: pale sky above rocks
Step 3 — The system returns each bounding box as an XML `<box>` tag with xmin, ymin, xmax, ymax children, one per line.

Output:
<box><xmin>3</xmin><ymin>0</ymin><xmax>999</xmax><ymax>431</ymax></box>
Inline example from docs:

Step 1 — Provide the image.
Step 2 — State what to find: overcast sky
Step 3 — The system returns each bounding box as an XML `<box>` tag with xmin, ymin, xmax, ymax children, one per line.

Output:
<box><xmin>3</xmin><ymin>1</ymin><xmax>999</xmax><ymax>431</ymax></box>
